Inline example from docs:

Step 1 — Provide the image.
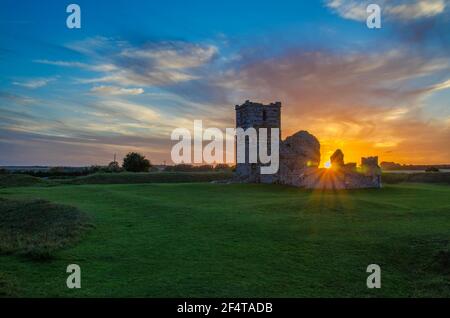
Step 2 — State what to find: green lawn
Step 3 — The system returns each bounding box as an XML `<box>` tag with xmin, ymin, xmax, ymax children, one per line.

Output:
<box><xmin>0</xmin><ymin>182</ymin><xmax>449</xmax><ymax>297</ymax></box>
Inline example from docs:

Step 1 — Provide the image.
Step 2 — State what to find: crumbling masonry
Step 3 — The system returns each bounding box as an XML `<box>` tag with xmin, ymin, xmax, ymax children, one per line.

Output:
<box><xmin>234</xmin><ymin>100</ymin><xmax>381</xmax><ymax>189</ymax></box>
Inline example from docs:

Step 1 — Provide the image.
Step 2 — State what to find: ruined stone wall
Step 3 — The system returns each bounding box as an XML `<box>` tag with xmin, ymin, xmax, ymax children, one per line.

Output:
<box><xmin>235</xmin><ymin>100</ymin><xmax>281</xmax><ymax>182</ymax></box>
<box><xmin>233</xmin><ymin>100</ymin><xmax>381</xmax><ymax>189</ymax></box>
<box><xmin>360</xmin><ymin>156</ymin><xmax>382</xmax><ymax>188</ymax></box>
<box><xmin>277</xmin><ymin>130</ymin><xmax>321</xmax><ymax>186</ymax></box>
<box><xmin>236</xmin><ymin>100</ymin><xmax>281</xmax><ymax>130</ymax></box>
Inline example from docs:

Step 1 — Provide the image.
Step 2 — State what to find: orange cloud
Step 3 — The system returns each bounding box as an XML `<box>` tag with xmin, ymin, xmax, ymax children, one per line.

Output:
<box><xmin>225</xmin><ymin>48</ymin><xmax>450</xmax><ymax>165</ymax></box>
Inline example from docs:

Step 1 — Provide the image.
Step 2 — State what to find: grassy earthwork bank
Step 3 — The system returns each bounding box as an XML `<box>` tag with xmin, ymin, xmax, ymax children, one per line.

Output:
<box><xmin>0</xmin><ymin>172</ymin><xmax>449</xmax><ymax>297</ymax></box>
<box><xmin>0</xmin><ymin>171</ymin><xmax>233</xmax><ymax>188</ymax></box>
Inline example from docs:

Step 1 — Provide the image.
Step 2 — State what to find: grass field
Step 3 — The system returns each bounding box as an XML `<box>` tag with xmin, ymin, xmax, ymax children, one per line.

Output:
<box><xmin>0</xmin><ymin>181</ymin><xmax>449</xmax><ymax>297</ymax></box>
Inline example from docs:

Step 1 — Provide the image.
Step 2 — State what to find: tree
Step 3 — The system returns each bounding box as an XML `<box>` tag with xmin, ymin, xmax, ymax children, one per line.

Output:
<box><xmin>122</xmin><ymin>152</ymin><xmax>151</xmax><ymax>172</ymax></box>
<box><xmin>107</xmin><ymin>161</ymin><xmax>121</xmax><ymax>172</ymax></box>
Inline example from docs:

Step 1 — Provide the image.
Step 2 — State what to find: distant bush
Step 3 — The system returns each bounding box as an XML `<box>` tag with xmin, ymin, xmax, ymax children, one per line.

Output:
<box><xmin>49</xmin><ymin>166</ymin><xmax>65</xmax><ymax>174</ymax></box>
<box><xmin>425</xmin><ymin>167</ymin><xmax>440</xmax><ymax>172</ymax></box>
<box><xmin>382</xmin><ymin>172</ymin><xmax>450</xmax><ymax>184</ymax></box>
<box><xmin>0</xmin><ymin>198</ymin><xmax>92</xmax><ymax>259</ymax></box>
<box><xmin>18</xmin><ymin>167</ymin><xmax>94</xmax><ymax>178</ymax></box>
<box><xmin>107</xmin><ymin>161</ymin><xmax>122</xmax><ymax>173</ymax></box>
<box><xmin>122</xmin><ymin>152</ymin><xmax>151</xmax><ymax>172</ymax></box>
<box><xmin>164</xmin><ymin>164</ymin><xmax>194</xmax><ymax>172</ymax></box>
<box><xmin>88</xmin><ymin>165</ymin><xmax>102</xmax><ymax>173</ymax></box>
<box><xmin>0</xmin><ymin>168</ymin><xmax>8</xmax><ymax>175</ymax></box>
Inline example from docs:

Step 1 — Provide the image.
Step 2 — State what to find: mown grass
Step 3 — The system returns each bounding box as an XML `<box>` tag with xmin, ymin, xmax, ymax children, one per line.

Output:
<box><xmin>0</xmin><ymin>198</ymin><xmax>92</xmax><ymax>259</ymax></box>
<box><xmin>0</xmin><ymin>182</ymin><xmax>449</xmax><ymax>297</ymax></box>
<box><xmin>0</xmin><ymin>272</ymin><xmax>19</xmax><ymax>297</ymax></box>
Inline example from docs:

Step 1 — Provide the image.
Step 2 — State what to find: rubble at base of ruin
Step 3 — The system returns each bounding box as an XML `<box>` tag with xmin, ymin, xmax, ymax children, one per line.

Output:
<box><xmin>234</xmin><ymin>100</ymin><xmax>382</xmax><ymax>190</ymax></box>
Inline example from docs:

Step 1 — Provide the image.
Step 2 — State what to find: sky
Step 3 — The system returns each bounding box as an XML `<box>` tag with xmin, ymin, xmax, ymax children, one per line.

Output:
<box><xmin>1</xmin><ymin>0</ymin><xmax>449</xmax><ymax>166</ymax></box>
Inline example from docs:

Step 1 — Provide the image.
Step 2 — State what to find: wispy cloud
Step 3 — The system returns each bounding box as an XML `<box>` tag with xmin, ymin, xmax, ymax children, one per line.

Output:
<box><xmin>40</xmin><ymin>38</ymin><xmax>219</xmax><ymax>88</ymax></box>
<box><xmin>429</xmin><ymin>78</ymin><xmax>450</xmax><ymax>92</ymax></box>
<box><xmin>4</xmin><ymin>15</ymin><xmax>449</xmax><ymax>166</ymax></box>
<box><xmin>90</xmin><ymin>99</ymin><xmax>160</xmax><ymax>123</ymax></box>
<box><xmin>325</xmin><ymin>0</ymin><xmax>448</xmax><ymax>21</ymax></box>
<box><xmin>119</xmin><ymin>43</ymin><xmax>218</xmax><ymax>69</ymax></box>
<box><xmin>34</xmin><ymin>59</ymin><xmax>117</xmax><ymax>72</ymax></box>
<box><xmin>386</xmin><ymin>0</ymin><xmax>447</xmax><ymax>20</ymax></box>
<box><xmin>12</xmin><ymin>77</ymin><xmax>56</xmax><ymax>89</ymax></box>
<box><xmin>222</xmin><ymin>46</ymin><xmax>450</xmax><ymax>163</ymax></box>
<box><xmin>0</xmin><ymin>91</ymin><xmax>37</xmax><ymax>105</ymax></box>
<box><xmin>90</xmin><ymin>85</ymin><xmax>144</xmax><ymax>96</ymax></box>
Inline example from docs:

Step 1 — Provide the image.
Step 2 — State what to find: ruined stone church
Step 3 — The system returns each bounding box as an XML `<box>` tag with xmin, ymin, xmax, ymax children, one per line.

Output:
<box><xmin>235</xmin><ymin>100</ymin><xmax>381</xmax><ymax>189</ymax></box>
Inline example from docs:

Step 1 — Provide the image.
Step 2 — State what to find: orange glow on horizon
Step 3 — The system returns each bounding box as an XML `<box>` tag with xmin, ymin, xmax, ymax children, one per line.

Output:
<box><xmin>281</xmin><ymin>111</ymin><xmax>450</xmax><ymax>166</ymax></box>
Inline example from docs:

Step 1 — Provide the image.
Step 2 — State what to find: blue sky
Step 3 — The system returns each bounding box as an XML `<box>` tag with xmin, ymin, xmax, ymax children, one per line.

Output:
<box><xmin>1</xmin><ymin>0</ymin><xmax>449</xmax><ymax>166</ymax></box>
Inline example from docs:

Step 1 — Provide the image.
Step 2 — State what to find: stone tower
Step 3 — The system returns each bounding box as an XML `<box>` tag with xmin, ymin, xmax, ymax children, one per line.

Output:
<box><xmin>235</xmin><ymin>100</ymin><xmax>281</xmax><ymax>182</ymax></box>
